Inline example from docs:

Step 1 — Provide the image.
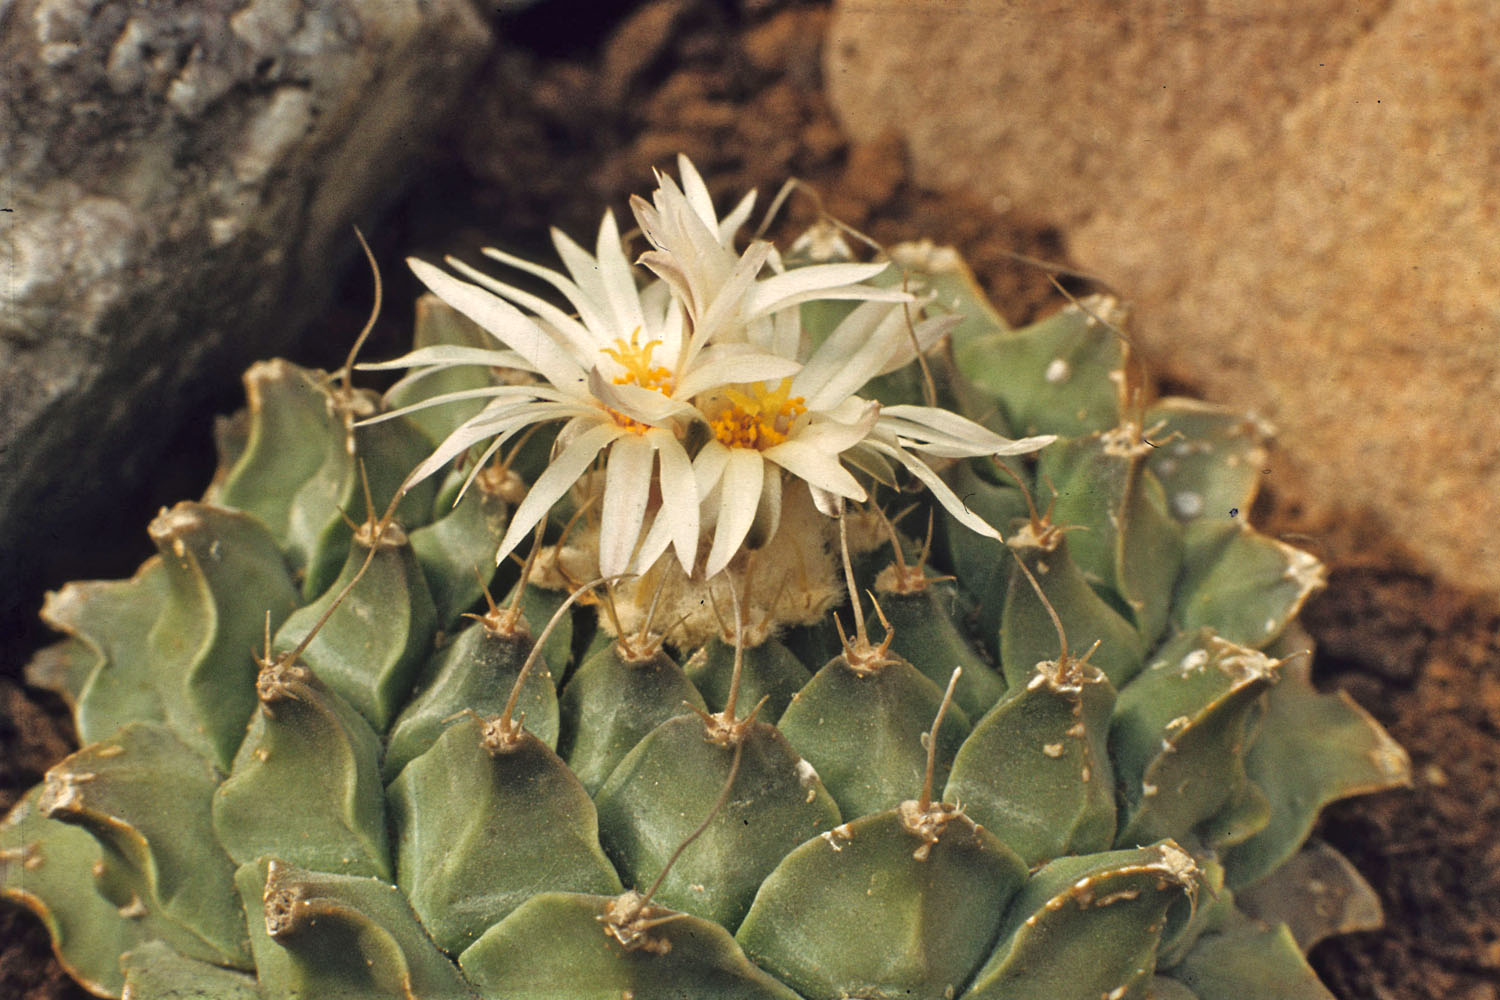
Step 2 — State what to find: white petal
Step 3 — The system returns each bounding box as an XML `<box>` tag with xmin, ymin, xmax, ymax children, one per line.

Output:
<box><xmin>446</xmin><ymin>257</ymin><xmax>598</xmax><ymax>361</ymax></box>
<box><xmin>494</xmin><ymin>422</ymin><xmax>626</xmax><ymax>564</ymax></box>
<box><xmin>408</xmin><ymin>259</ymin><xmax>585</xmax><ymax>392</ymax></box>
<box><xmin>692</xmin><ymin>240</ymin><xmax>773</xmax><ymax>352</ymax></box>
<box><xmin>793</xmin><ymin>402</ymin><xmax>882</xmax><ymax>454</ymax></box>
<box><xmin>693</xmin><ymin>439</ymin><xmax>731</xmax><ymax>498</ymax></box>
<box><xmin>673</xmin><ymin>349</ymin><xmax>801</xmax><ymax>400</ymax></box>
<box><xmin>704</xmin><ymin>448</ymin><xmax>765</xmax><ymax>578</ymax></box>
<box><xmin>598</xmin><ymin>433</ymin><xmax>655</xmax><ymax>577</ymax></box>
<box><xmin>766</xmin><ymin>308</ymin><xmax>803</xmax><ymax>360</ymax></box>
<box><xmin>873</xmin><ymin>313</ymin><xmax>959</xmax><ymax>376</ymax></box>
<box><xmin>364</xmin><ymin>385</ymin><xmax>536</xmax><ymax>426</ymax></box>
<box><xmin>676</xmin><ymin>154</ymin><xmax>720</xmax><ymax>233</ymax></box>
<box><xmin>636</xmin><ymin>248</ymin><xmax>697</xmax><ymax>320</ymax></box>
<box><xmin>751</xmin><ymin>462</ymin><xmax>783</xmax><ymax>547</ymax></box>
<box><xmin>762</xmin><ymin>439</ymin><xmax>866</xmax><ymax>499</ymax></box>
<box><xmin>481</xmin><ymin>245</ymin><xmax>612</xmax><ymax>339</ymax></box>
<box><xmin>401</xmin><ymin>402</ymin><xmax>556</xmax><ymax>491</ymax></box>
<box><xmin>594</xmin><ymin>210</ymin><xmax>648</xmax><ymax>338</ymax></box>
<box><xmin>744</xmin><ymin>261</ymin><xmax>905</xmax><ymax>319</ymax></box>
<box><xmin>649</xmin><ymin>428</ymin><xmax>701</xmax><ymax>574</ymax></box>
<box><xmin>808</xmin><ymin>483</ymin><xmax>843</xmax><ymax>517</ymax></box>
<box><xmin>792</xmin><ymin>300</ymin><xmax>903</xmax><ymax>409</ymax></box>
<box><xmin>881</xmin><ymin>405</ymin><xmax>1056</xmax><ymax>457</ymax></box>
<box><xmin>718</xmin><ymin>190</ymin><xmax>757</xmax><ymax>244</ymax></box>
<box><xmin>358</xmin><ymin>344</ymin><xmax>525</xmax><ymax>372</ymax></box>
<box><xmin>453</xmin><ymin>434</ymin><xmax>511</xmax><ymax>507</ymax></box>
<box><xmin>875</xmin><ymin>441</ymin><xmax>1003</xmax><ymax>541</ymax></box>
<box><xmin>656</xmin><ymin>295</ymin><xmax>688</xmax><ymax>368</ymax></box>
<box><xmin>550</xmin><ymin>225</ymin><xmax>612</xmax><ymax>322</ymax></box>
<box><xmin>587</xmin><ymin>369</ymin><xmax>696</xmax><ymax>426</ymax></box>
<box><xmin>629</xmin><ymin>195</ymin><xmax>668</xmax><ymax>259</ymax></box>
<box><xmin>633</xmin><ymin>440</ymin><xmax>701</xmax><ymax>574</ymax></box>
<box><xmin>840</xmin><ymin>443</ymin><xmax>899</xmax><ymax>488</ymax></box>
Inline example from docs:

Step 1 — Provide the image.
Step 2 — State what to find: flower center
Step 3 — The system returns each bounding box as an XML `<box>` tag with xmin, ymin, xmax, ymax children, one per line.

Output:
<box><xmin>602</xmin><ymin>330</ymin><xmax>674</xmax><ymax>393</ymax></box>
<box><xmin>710</xmin><ymin>378</ymin><xmax>807</xmax><ymax>450</ymax></box>
<box><xmin>601</xmin><ymin>329</ymin><xmax>675</xmax><ymax>433</ymax></box>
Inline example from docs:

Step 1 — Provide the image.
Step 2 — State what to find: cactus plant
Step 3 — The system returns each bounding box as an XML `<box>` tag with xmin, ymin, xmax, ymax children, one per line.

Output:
<box><xmin>2</xmin><ymin>159</ymin><xmax>1408</xmax><ymax>1000</ymax></box>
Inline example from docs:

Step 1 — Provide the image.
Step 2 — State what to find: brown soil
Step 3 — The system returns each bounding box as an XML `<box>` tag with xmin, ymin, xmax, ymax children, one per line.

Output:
<box><xmin>2</xmin><ymin>2</ymin><xmax>1495</xmax><ymax>998</ymax></box>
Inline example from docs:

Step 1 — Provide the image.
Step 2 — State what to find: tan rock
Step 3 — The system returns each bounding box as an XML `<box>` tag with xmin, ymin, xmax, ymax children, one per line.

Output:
<box><xmin>827</xmin><ymin>0</ymin><xmax>1500</xmax><ymax>593</ymax></box>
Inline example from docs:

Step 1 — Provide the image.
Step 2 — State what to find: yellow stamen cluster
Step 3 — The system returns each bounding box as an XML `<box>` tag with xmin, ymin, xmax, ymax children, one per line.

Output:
<box><xmin>601</xmin><ymin>330</ymin><xmax>675</xmax><ymax>433</ymax></box>
<box><xmin>710</xmin><ymin>378</ymin><xmax>807</xmax><ymax>451</ymax></box>
<box><xmin>602</xmin><ymin>331</ymin><xmax>674</xmax><ymax>392</ymax></box>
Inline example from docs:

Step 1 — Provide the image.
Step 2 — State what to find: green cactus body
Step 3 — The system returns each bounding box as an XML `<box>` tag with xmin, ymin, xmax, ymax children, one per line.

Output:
<box><xmin>5</xmin><ymin>167</ymin><xmax>1407</xmax><ymax>1000</ymax></box>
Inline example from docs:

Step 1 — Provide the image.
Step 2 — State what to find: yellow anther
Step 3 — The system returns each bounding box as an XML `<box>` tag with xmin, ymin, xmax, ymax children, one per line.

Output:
<box><xmin>710</xmin><ymin>378</ymin><xmax>807</xmax><ymax>451</ymax></box>
<box><xmin>602</xmin><ymin>328</ymin><xmax>674</xmax><ymax>392</ymax></box>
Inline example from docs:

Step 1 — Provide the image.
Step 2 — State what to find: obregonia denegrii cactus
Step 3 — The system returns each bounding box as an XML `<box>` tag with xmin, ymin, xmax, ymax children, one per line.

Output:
<box><xmin>2</xmin><ymin>160</ymin><xmax>1407</xmax><ymax>1000</ymax></box>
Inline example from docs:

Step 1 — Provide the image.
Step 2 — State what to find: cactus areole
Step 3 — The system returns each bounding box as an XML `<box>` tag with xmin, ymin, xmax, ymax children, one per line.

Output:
<box><xmin>4</xmin><ymin>159</ymin><xmax>1407</xmax><ymax>1000</ymax></box>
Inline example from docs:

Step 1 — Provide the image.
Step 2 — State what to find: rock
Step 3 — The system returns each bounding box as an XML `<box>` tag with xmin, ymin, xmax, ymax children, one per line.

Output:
<box><xmin>0</xmin><ymin>0</ymin><xmax>491</xmax><ymax>612</ymax></box>
<box><xmin>826</xmin><ymin>0</ymin><xmax>1500</xmax><ymax>595</ymax></box>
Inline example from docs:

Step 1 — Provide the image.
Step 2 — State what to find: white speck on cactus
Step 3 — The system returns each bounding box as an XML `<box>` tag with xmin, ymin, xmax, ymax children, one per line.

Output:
<box><xmin>1171</xmin><ymin>490</ymin><xmax>1204</xmax><ymax>518</ymax></box>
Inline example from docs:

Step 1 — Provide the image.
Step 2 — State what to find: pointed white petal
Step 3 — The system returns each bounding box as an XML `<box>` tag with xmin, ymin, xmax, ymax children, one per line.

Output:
<box><xmin>358</xmin><ymin>344</ymin><xmax>526</xmax><ymax>372</ymax></box>
<box><xmin>881</xmin><ymin>405</ymin><xmax>1056</xmax><ymax>456</ymax></box>
<box><xmin>762</xmin><ymin>439</ymin><xmax>866</xmax><ymax>499</ymax></box>
<box><xmin>767</xmin><ymin>308</ymin><xmax>802</xmax><ymax>360</ymax></box>
<box><xmin>587</xmin><ymin>369</ymin><xmax>697</xmax><ymax>426</ymax></box>
<box><xmin>400</xmin><ymin>402</ymin><xmax>557</xmax><ymax>491</ymax></box>
<box><xmin>630</xmin><ymin>195</ymin><xmax>669</xmax><ymax>259</ymax></box>
<box><xmin>792</xmin><ymin>299</ymin><xmax>901</xmax><ymax>408</ymax></box>
<box><xmin>594</xmin><ymin>210</ymin><xmax>648</xmax><ymax>338</ymax></box>
<box><xmin>875</xmin><ymin>441</ymin><xmax>1003</xmax><ymax>541</ymax></box>
<box><xmin>691</xmin><ymin>240</ymin><xmax>771</xmax><ymax>354</ymax></box>
<box><xmin>408</xmin><ymin>259</ymin><xmax>585</xmax><ymax>391</ymax></box>
<box><xmin>452</xmin><ymin>434</ymin><xmax>510</xmax><ymax>508</ymax></box>
<box><xmin>744</xmin><ymin>261</ymin><xmax>905</xmax><ymax>319</ymax></box>
<box><xmin>446</xmin><ymin>257</ymin><xmax>598</xmax><ymax>361</ymax></box>
<box><xmin>363</xmin><ymin>385</ymin><xmax>536</xmax><ymax>426</ymax></box>
<box><xmin>550</xmin><ymin>225</ymin><xmax>611</xmax><ymax>319</ymax></box>
<box><xmin>673</xmin><ymin>349</ymin><xmax>801</xmax><ymax>400</ymax></box>
<box><xmin>636</xmin><ymin>248</ymin><xmax>697</xmax><ymax>319</ymax></box>
<box><xmin>704</xmin><ymin>448</ymin><xmax>765</xmax><ymax>578</ymax></box>
<box><xmin>693</xmin><ymin>439</ymin><xmax>731</xmax><ymax>498</ymax></box>
<box><xmin>752</xmin><ymin>462</ymin><xmax>783</xmax><ymax>547</ymax></box>
<box><xmin>480</xmin><ymin>245</ymin><xmax>612</xmax><ymax>338</ymax></box>
<box><xmin>651</xmin><ymin>428</ymin><xmax>700</xmax><ymax>574</ymax></box>
<box><xmin>840</xmin><ymin>442</ymin><xmax>899</xmax><ymax>487</ymax></box>
<box><xmin>494</xmin><ymin>421</ymin><xmax>627</xmax><ymax>565</ymax></box>
<box><xmin>655</xmin><ymin>292</ymin><xmax>688</xmax><ymax>363</ymax></box>
<box><xmin>793</xmin><ymin>401</ymin><xmax>882</xmax><ymax>454</ymax></box>
<box><xmin>808</xmin><ymin>483</ymin><xmax>843</xmax><ymax>517</ymax></box>
<box><xmin>676</xmin><ymin>154</ymin><xmax>720</xmax><ymax>233</ymax></box>
<box><xmin>874</xmin><ymin>313</ymin><xmax>960</xmax><ymax>376</ymax></box>
<box><xmin>598</xmin><ymin>432</ymin><xmax>655</xmax><ymax>577</ymax></box>
<box><xmin>694</xmin><ymin>239</ymin><xmax>772</xmax><ymax>329</ymax></box>
<box><xmin>718</xmin><ymin>190</ymin><xmax>757</xmax><ymax>245</ymax></box>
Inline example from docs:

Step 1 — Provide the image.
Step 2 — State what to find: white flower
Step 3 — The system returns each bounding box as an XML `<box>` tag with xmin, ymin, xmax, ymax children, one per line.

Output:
<box><xmin>630</xmin><ymin>155</ymin><xmax>910</xmax><ymax>359</ymax></box>
<box><xmin>368</xmin><ymin>202</ymin><xmax>801</xmax><ymax>579</ymax></box>
<box><xmin>372</xmin><ymin>157</ymin><xmax>1053</xmax><ymax>585</ymax></box>
<box><xmin>688</xmin><ymin>294</ymin><xmax>1054</xmax><ymax>577</ymax></box>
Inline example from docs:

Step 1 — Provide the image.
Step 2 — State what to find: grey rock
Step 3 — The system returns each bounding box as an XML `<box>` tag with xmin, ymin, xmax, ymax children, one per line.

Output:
<box><xmin>0</xmin><ymin>0</ymin><xmax>492</xmax><ymax>609</ymax></box>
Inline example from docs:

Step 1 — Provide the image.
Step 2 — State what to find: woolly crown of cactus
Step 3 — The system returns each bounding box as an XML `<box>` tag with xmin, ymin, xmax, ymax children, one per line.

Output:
<box><xmin>2</xmin><ymin>158</ymin><xmax>1407</xmax><ymax>1000</ymax></box>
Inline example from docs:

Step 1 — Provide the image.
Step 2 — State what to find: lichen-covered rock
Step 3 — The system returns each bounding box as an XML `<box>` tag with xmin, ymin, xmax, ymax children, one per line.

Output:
<box><xmin>0</xmin><ymin>0</ymin><xmax>492</xmax><ymax>613</ymax></box>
